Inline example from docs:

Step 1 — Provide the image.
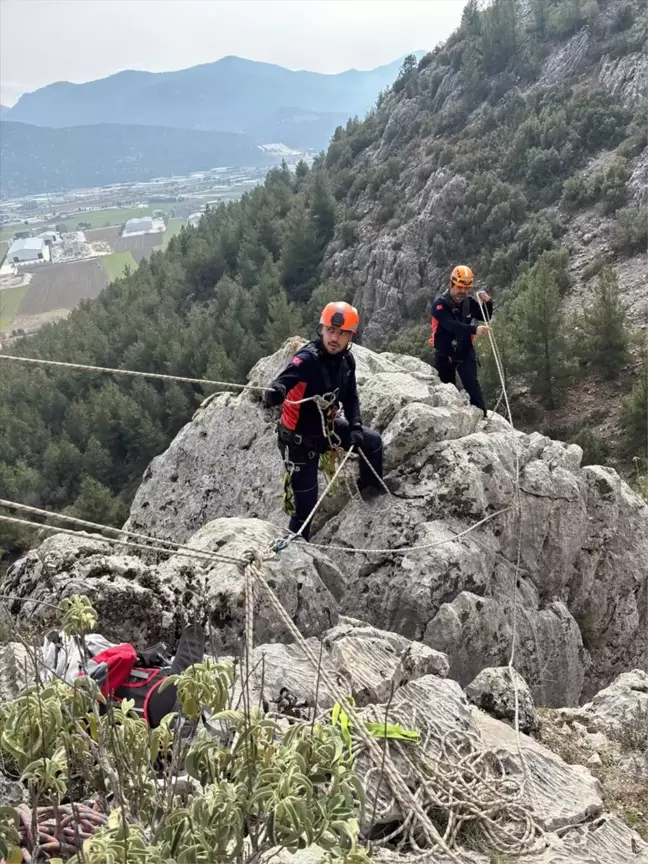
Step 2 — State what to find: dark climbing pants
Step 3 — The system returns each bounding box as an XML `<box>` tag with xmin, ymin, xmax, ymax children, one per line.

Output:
<box><xmin>435</xmin><ymin>353</ymin><xmax>486</xmax><ymax>415</ymax></box>
<box><xmin>279</xmin><ymin>417</ymin><xmax>383</xmax><ymax>542</ymax></box>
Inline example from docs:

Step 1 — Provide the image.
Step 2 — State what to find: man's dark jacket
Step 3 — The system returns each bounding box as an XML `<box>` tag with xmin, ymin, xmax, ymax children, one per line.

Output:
<box><xmin>429</xmin><ymin>291</ymin><xmax>493</xmax><ymax>361</ymax></box>
<box><xmin>269</xmin><ymin>339</ymin><xmax>361</xmax><ymax>440</ymax></box>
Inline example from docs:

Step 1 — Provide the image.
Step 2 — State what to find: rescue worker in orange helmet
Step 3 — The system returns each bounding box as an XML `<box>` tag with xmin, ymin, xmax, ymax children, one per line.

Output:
<box><xmin>429</xmin><ymin>265</ymin><xmax>492</xmax><ymax>417</ymax></box>
<box><xmin>263</xmin><ymin>302</ymin><xmax>384</xmax><ymax>541</ymax></box>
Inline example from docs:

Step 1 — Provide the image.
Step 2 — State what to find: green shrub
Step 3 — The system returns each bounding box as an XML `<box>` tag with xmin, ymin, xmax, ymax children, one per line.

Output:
<box><xmin>611</xmin><ymin>206</ymin><xmax>648</xmax><ymax>255</ymax></box>
<box><xmin>621</xmin><ymin>360</ymin><xmax>648</xmax><ymax>457</ymax></box>
<box><xmin>573</xmin><ymin>267</ymin><xmax>629</xmax><ymax>379</ymax></box>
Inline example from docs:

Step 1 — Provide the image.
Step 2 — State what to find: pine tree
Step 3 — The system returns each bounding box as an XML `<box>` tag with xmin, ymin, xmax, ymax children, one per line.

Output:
<box><xmin>574</xmin><ymin>267</ymin><xmax>628</xmax><ymax>379</ymax></box>
<box><xmin>511</xmin><ymin>258</ymin><xmax>571</xmax><ymax>408</ymax></box>
<box><xmin>310</xmin><ymin>172</ymin><xmax>336</xmax><ymax>249</ymax></box>
<box><xmin>262</xmin><ymin>291</ymin><xmax>304</xmax><ymax>351</ymax></box>
<box><xmin>621</xmin><ymin>360</ymin><xmax>648</xmax><ymax>456</ymax></box>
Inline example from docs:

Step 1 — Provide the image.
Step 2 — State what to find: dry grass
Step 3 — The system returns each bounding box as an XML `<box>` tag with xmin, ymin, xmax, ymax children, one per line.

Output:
<box><xmin>538</xmin><ymin>707</ymin><xmax>648</xmax><ymax>841</ymax></box>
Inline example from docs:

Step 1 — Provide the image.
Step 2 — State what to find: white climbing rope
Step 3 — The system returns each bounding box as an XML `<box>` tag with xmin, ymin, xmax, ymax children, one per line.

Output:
<box><xmin>0</xmin><ymin>498</ymin><xmax>244</xmax><ymax>565</ymax></box>
<box><xmin>0</xmin><ymin>352</ymin><xmax>320</xmax><ymax>406</ymax></box>
<box><xmin>475</xmin><ymin>294</ymin><xmax>535</xmax><ymax>810</ymax></box>
<box><xmin>300</xmin><ymin>506</ymin><xmax>511</xmax><ymax>555</ymax></box>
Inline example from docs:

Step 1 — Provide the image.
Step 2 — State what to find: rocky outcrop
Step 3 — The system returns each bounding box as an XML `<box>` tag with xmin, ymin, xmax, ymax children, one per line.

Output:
<box><xmin>598</xmin><ymin>51</ymin><xmax>648</xmax><ymax>110</ymax></box>
<box><xmin>3</xmin><ymin>572</ymin><xmax>648</xmax><ymax>862</ymax></box>
<box><xmin>108</xmin><ymin>341</ymin><xmax>648</xmax><ymax>703</ymax></box>
<box><xmin>7</xmin><ymin>342</ymin><xmax>648</xmax><ymax>707</ymax></box>
<box><xmin>3</xmin><ymin>516</ymin><xmax>341</xmax><ymax>653</ymax></box>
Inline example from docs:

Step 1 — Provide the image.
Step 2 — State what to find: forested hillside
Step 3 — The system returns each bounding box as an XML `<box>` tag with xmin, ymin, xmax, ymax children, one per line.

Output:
<box><xmin>0</xmin><ymin>121</ymin><xmax>278</xmax><ymax>198</ymax></box>
<box><xmin>1</xmin><ymin>0</ymin><xmax>647</xmax><ymax>560</ymax></box>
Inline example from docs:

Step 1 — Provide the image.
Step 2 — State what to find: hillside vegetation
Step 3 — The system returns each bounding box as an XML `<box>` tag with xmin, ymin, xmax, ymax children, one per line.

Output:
<box><xmin>0</xmin><ymin>0</ymin><xmax>646</xmax><ymax>560</ymax></box>
<box><xmin>0</xmin><ymin>121</ymin><xmax>278</xmax><ymax>198</ymax></box>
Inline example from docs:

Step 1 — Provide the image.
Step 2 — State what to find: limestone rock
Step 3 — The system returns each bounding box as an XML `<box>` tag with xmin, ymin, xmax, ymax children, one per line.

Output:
<box><xmin>156</xmin><ymin>517</ymin><xmax>340</xmax><ymax>655</ymax></box>
<box><xmin>465</xmin><ymin>666</ymin><xmax>538</xmax><ymax>735</ymax></box>
<box><xmin>395</xmin><ymin>640</ymin><xmax>450</xmax><ymax>682</ymax></box>
<box><xmin>237</xmin><ymin>640</ymin><xmax>349</xmax><ymax>713</ymax></box>
<box><xmin>628</xmin><ymin>146</ymin><xmax>648</xmax><ymax>207</ymax></box>
<box><xmin>598</xmin><ymin>51</ymin><xmax>648</xmax><ymax>110</ymax></box>
<box><xmin>473</xmin><ymin>708</ymin><xmax>604</xmax><ymax>833</ymax></box>
<box><xmin>0</xmin><ymin>769</ymin><xmax>26</xmax><ymax>807</ymax></box>
<box><xmin>586</xmin><ymin>669</ymin><xmax>648</xmax><ymax>735</ymax></box>
<box><xmin>538</xmin><ymin>30</ymin><xmax>591</xmax><ymax>87</ymax></box>
<box><xmin>3</xmin><ymin>533</ymin><xmax>174</xmax><ymax>646</ymax></box>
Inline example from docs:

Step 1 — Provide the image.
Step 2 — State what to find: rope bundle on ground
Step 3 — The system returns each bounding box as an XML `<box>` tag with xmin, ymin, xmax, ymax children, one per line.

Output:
<box><xmin>11</xmin><ymin>803</ymin><xmax>107</xmax><ymax>862</ymax></box>
<box><xmin>357</xmin><ymin>704</ymin><xmax>538</xmax><ymax>857</ymax></box>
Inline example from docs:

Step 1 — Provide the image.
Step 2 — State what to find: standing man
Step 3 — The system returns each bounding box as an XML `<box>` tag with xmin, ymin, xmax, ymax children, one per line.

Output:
<box><xmin>263</xmin><ymin>301</ymin><xmax>384</xmax><ymax>541</ymax></box>
<box><xmin>428</xmin><ymin>265</ymin><xmax>492</xmax><ymax>417</ymax></box>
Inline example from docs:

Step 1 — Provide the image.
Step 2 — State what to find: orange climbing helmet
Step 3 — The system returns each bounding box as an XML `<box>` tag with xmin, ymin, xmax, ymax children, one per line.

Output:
<box><xmin>319</xmin><ymin>301</ymin><xmax>360</xmax><ymax>334</ymax></box>
<box><xmin>450</xmin><ymin>265</ymin><xmax>474</xmax><ymax>289</ymax></box>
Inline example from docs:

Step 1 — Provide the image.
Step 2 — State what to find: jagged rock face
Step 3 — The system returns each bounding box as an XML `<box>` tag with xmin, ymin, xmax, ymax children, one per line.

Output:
<box><xmin>7</xmin><ymin>342</ymin><xmax>648</xmax><ymax>708</ymax></box>
<box><xmin>598</xmin><ymin>51</ymin><xmax>648</xmax><ymax>110</ymax></box>
<box><xmin>120</xmin><ymin>340</ymin><xmax>648</xmax><ymax>705</ymax></box>
<box><xmin>2</xmin><ymin>517</ymin><xmax>341</xmax><ymax>653</ymax></box>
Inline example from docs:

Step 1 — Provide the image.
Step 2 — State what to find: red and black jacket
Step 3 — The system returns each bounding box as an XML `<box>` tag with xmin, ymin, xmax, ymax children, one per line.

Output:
<box><xmin>429</xmin><ymin>291</ymin><xmax>493</xmax><ymax>361</ymax></box>
<box><xmin>270</xmin><ymin>339</ymin><xmax>361</xmax><ymax>440</ymax></box>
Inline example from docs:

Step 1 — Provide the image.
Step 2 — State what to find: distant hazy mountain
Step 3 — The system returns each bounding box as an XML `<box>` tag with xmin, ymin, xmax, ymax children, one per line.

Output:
<box><xmin>5</xmin><ymin>54</ymin><xmax>423</xmax><ymax>148</ymax></box>
<box><xmin>0</xmin><ymin>121</ymin><xmax>279</xmax><ymax>198</ymax></box>
<box><xmin>0</xmin><ymin>105</ymin><xmax>9</xmax><ymax>119</ymax></box>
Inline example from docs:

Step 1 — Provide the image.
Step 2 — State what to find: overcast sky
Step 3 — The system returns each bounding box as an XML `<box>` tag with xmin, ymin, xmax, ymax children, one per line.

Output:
<box><xmin>0</xmin><ymin>0</ymin><xmax>465</xmax><ymax>106</ymax></box>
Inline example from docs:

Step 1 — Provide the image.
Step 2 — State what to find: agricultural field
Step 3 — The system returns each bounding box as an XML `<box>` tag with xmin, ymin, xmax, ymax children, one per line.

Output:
<box><xmin>85</xmin><ymin>226</ymin><xmax>120</xmax><ymax>246</ymax></box>
<box><xmin>162</xmin><ymin>217</ymin><xmax>184</xmax><ymax>249</ymax></box>
<box><xmin>14</xmin><ymin>259</ymin><xmax>107</xmax><ymax>321</ymax></box>
<box><xmin>115</xmin><ymin>232</ymin><xmax>165</xmax><ymax>262</ymax></box>
<box><xmin>59</xmin><ymin>206</ymin><xmax>154</xmax><ymax>231</ymax></box>
<box><xmin>0</xmin><ymin>224</ymin><xmax>22</xmax><ymax>243</ymax></box>
<box><xmin>101</xmin><ymin>251</ymin><xmax>137</xmax><ymax>282</ymax></box>
<box><xmin>0</xmin><ymin>285</ymin><xmax>28</xmax><ymax>331</ymax></box>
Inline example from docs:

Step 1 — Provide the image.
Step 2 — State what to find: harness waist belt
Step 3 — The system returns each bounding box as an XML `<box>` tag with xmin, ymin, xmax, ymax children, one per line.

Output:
<box><xmin>277</xmin><ymin>423</ymin><xmax>326</xmax><ymax>452</ymax></box>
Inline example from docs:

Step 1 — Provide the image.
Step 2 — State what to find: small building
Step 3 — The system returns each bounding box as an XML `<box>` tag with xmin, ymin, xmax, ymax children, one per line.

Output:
<box><xmin>123</xmin><ymin>216</ymin><xmax>153</xmax><ymax>235</ymax></box>
<box><xmin>38</xmin><ymin>230</ymin><xmax>59</xmax><ymax>245</ymax></box>
<box><xmin>7</xmin><ymin>237</ymin><xmax>50</xmax><ymax>265</ymax></box>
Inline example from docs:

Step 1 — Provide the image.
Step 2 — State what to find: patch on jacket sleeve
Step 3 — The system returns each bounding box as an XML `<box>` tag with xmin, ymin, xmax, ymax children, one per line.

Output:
<box><xmin>291</xmin><ymin>356</ymin><xmax>303</xmax><ymax>366</ymax></box>
<box><xmin>435</xmin><ymin>304</ymin><xmax>443</xmax><ymax>310</ymax></box>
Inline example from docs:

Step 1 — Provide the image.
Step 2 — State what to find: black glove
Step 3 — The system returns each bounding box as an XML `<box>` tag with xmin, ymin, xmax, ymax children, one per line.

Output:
<box><xmin>350</xmin><ymin>425</ymin><xmax>364</xmax><ymax>450</ymax></box>
<box><xmin>262</xmin><ymin>383</ymin><xmax>286</xmax><ymax>408</ymax></box>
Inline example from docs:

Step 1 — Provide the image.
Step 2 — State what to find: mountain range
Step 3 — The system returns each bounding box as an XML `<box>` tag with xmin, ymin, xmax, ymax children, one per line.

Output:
<box><xmin>4</xmin><ymin>54</ymin><xmax>421</xmax><ymax>145</ymax></box>
<box><xmin>0</xmin><ymin>54</ymin><xmax>422</xmax><ymax>198</ymax></box>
